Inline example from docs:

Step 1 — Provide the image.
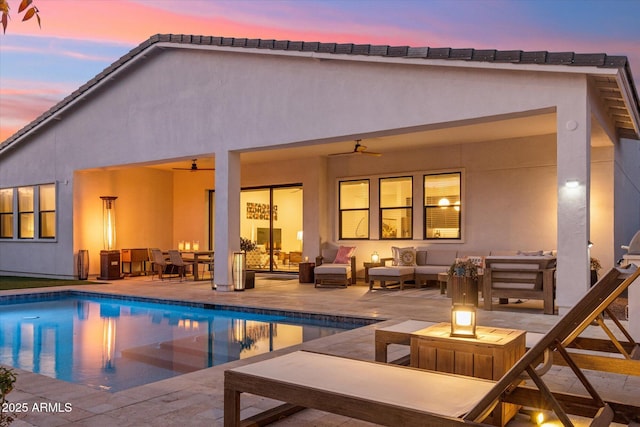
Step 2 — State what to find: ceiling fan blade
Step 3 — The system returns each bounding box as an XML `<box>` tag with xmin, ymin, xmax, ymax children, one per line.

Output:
<box><xmin>328</xmin><ymin>140</ymin><xmax>381</xmax><ymax>157</ymax></box>
<box><xmin>361</xmin><ymin>151</ymin><xmax>382</xmax><ymax>157</ymax></box>
<box><xmin>328</xmin><ymin>151</ymin><xmax>358</xmax><ymax>157</ymax></box>
<box><xmin>172</xmin><ymin>159</ymin><xmax>215</xmax><ymax>171</ymax></box>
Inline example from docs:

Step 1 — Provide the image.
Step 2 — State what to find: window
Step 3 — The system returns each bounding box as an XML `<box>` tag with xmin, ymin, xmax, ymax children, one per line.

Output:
<box><xmin>379</xmin><ymin>177</ymin><xmax>412</xmax><ymax>239</ymax></box>
<box><xmin>424</xmin><ymin>172</ymin><xmax>461</xmax><ymax>239</ymax></box>
<box><xmin>18</xmin><ymin>186</ymin><xmax>34</xmax><ymax>239</ymax></box>
<box><xmin>39</xmin><ymin>183</ymin><xmax>56</xmax><ymax>238</ymax></box>
<box><xmin>0</xmin><ymin>188</ymin><xmax>13</xmax><ymax>238</ymax></box>
<box><xmin>339</xmin><ymin>179</ymin><xmax>369</xmax><ymax>239</ymax></box>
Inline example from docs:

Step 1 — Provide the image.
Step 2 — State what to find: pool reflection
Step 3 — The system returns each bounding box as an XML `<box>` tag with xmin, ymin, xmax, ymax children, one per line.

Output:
<box><xmin>0</xmin><ymin>296</ymin><xmax>352</xmax><ymax>392</ymax></box>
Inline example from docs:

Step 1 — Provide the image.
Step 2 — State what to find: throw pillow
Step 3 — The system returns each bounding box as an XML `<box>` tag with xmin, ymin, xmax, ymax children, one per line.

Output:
<box><xmin>334</xmin><ymin>246</ymin><xmax>356</xmax><ymax>264</ymax></box>
<box><xmin>397</xmin><ymin>247</ymin><xmax>417</xmax><ymax>266</ymax></box>
<box><xmin>391</xmin><ymin>246</ymin><xmax>400</xmax><ymax>266</ymax></box>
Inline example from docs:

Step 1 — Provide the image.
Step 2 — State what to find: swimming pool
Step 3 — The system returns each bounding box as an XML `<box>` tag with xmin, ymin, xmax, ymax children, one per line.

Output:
<box><xmin>0</xmin><ymin>291</ymin><xmax>373</xmax><ymax>392</ymax></box>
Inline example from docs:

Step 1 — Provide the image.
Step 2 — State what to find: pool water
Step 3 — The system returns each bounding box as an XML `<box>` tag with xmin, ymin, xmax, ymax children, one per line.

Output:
<box><xmin>0</xmin><ymin>292</ymin><xmax>365</xmax><ymax>392</ymax></box>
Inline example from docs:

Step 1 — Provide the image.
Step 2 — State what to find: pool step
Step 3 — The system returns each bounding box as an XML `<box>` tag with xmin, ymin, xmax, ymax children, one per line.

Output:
<box><xmin>121</xmin><ymin>334</ymin><xmax>240</xmax><ymax>373</ymax></box>
<box><xmin>121</xmin><ymin>343</ymin><xmax>208</xmax><ymax>373</ymax></box>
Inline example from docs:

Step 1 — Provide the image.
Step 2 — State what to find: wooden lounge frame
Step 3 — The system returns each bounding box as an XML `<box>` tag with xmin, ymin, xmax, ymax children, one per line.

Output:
<box><xmin>314</xmin><ymin>255</ymin><xmax>357</xmax><ymax>288</ymax></box>
<box><xmin>224</xmin><ymin>266</ymin><xmax>640</xmax><ymax>427</ymax></box>
<box><xmin>483</xmin><ymin>256</ymin><xmax>557</xmax><ymax>314</ymax></box>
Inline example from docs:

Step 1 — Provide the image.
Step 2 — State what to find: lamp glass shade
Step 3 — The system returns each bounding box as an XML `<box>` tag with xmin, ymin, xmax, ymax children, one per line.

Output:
<box><xmin>232</xmin><ymin>251</ymin><xmax>246</xmax><ymax>291</ymax></box>
<box><xmin>371</xmin><ymin>251</ymin><xmax>380</xmax><ymax>263</ymax></box>
<box><xmin>450</xmin><ymin>304</ymin><xmax>476</xmax><ymax>338</ymax></box>
<box><xmin>100</xmin><ymin>196</ymin><xmax>117</xmax><ymax>250</ymax></box>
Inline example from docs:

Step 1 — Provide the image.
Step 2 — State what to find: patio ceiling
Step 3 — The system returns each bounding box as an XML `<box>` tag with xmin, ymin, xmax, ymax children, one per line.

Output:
<box><xmin>146</xmin><ymin>109</ymin><xmax>614</xmax><ymax>170</ymax></box>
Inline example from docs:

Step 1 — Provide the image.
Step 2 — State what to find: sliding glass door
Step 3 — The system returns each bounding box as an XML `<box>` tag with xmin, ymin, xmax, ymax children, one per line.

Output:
<box><xmin>240</xmin><ymin>184</ymin><xmax>302</xmax><ymax>272</ymax></box>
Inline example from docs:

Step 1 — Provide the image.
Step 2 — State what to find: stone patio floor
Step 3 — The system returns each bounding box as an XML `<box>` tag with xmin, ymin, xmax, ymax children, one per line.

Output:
<box><xmin>2</xmin><ymin>274</ymin><xmax>638</xmax><ymax>426</ymax></box>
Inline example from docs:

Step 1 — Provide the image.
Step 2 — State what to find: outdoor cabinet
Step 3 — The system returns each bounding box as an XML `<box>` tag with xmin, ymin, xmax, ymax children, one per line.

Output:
<box><xmin>122</xmin><ymin>248</ymin><xmax>149</xmax><ymax>276</ymax></box>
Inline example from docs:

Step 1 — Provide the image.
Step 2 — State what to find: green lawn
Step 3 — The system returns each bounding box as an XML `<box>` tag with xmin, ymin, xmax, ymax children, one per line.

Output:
<box><xmin>0</xmin><ymin>276</ymin><xmax>100</xmax><ymax>291</ymax></box>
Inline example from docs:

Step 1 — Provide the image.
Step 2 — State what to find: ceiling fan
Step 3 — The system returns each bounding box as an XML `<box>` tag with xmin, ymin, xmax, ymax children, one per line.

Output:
<box><xmin>172</xmin><ymin>159</ymin><xmax>215</xmax><ymax>172</ymax></box>
<box><xmin>329</xmin><ymin>140</ymin><xmax>381</xmax><ymax>157</ymax></box>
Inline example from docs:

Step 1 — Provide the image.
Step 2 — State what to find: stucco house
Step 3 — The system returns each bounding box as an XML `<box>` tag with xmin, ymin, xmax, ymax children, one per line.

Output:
<box><xmin>1</xmin><ymin>34</ymin><xmax>639</xmax><ymax>317</ymax></box>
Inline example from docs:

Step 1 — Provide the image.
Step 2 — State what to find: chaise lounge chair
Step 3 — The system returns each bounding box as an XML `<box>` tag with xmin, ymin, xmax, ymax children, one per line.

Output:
<box><xmin>224</xmin><ymin>265</ymin><xmax>640</xmax><ymax>426</ymax></box>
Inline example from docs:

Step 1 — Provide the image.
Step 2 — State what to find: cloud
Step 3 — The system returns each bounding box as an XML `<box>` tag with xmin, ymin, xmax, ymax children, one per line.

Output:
<box><xmin>0</xmin><ymin>80</ymin><xmax>71</xmax><ymax>142</ymax></box>
<box><xmin>1</xmin><ymin>42</ymin><xmax>115</xmax><ymax>62</ymax></box>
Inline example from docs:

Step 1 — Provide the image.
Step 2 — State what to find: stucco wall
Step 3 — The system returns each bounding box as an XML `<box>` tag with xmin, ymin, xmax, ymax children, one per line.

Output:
<box><xmin>0</xmin><ymin>45</ymin><xmax>628</xmax><ymax>285</ymax></box>
<box><xmin>74</xmin><ymin>168</ymin><xmax>174</xmax><ymax>276</ymax></box>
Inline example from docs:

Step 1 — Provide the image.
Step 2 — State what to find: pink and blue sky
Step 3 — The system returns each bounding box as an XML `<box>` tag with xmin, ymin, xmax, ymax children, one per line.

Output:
<box><xmin>1</xmin><ymin>0</ymin><xmax>639</xmax><ymax>142</ymax></box>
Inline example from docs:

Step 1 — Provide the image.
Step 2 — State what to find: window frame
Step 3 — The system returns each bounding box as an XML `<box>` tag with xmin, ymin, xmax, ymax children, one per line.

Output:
<box><xmin>0</xmin><ymin>183</ymin><xmax>57</xmax><ymax>241</ymax></box>
<box><xmin>423</xmin><ymin>172</ymin><xmax>462</xmax><ymax>241</ymax></box>
<box><xmin>0</xmin><ymin>188</ymin><xmax>14</xmax><ymax>239</ymax></box>
<box><xmin>338</xmin><ymin>179</ymin><xmax>370</xmax><ymax>240</ymax></box>
<box><xmin>379</xmin><ymin>176</ymin><xmax>413</xmax><ymax>240</ymax></box>
<box><xmin>38</xmin><ymin>183</ymin><xmax>56</xmax><ymax>239</ymax></box>
<box><xmin>18</xmin><ymin>186</ymin><xmax>35</xmax><ymax>239</ymax></box>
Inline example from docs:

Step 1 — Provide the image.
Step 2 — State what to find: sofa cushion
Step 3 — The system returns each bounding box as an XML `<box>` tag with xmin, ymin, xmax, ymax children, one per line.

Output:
<box><xmin>315</xmin><ymin>264</ymin><xmax>351</xmax><ymax>275</ymax></box>
<box><xmin>414</xmin><ymin>265</ymin><xmax>447</xmax><ymax>275</ymax></box>
<box><xmin>416</xmin><ymin>249</ymin><xmax>428</xmax><ymax>266</ymax></box>
<box><xmin>369</xmin><ymin>266</ymin><xmax>414</xmax><ymax>277</ymax></box>
<box><xmin>492</xmin><ymin>281</ymin><xmax>537</xmax><ymax>290</ymax></box>
<box><xmin>334</xmin><ymin>246</ymin><xmax>356</xmax><ymax>264</ymax></box>
<box><xmin>485</xmin><ymin>255</ymin><xmax>556</xmax><ymax>270</ymax></box>
<box><xmin>426</xmin><ymin>250</ymin><xmax>458</xmax><ymax>266</ymax></box>
<box><xmin>517</xmin><ymin>250</ymin><xmax>543</xmax><ymax>256</ymax></box>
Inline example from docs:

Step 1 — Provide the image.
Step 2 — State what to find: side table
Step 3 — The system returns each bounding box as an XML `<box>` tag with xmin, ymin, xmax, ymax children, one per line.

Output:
<box><xmin>410</xmin><ymin>323</ymin><xmax>525</xmax><ymax>426</ymax></box>
<box><xmin>363</xmin><ymin>261</ymin><xmax>384</xmax><ymax>283</ymax></box>
<box><xmin>436</xmin><ymin>272</ymin><xmax>448</xmax><ymax>295</ymax></box>
<box><xmin>299</xmin><ymin>262</ymin><xmax>315</xmax><ymax>283</ymax></box>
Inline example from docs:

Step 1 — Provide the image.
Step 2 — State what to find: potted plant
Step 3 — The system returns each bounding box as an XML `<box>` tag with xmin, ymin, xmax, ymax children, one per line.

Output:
<box><xmin>240</xmin><ymin>237</ymin><xmax>257</xmax><ymax>253</ymax></box>
<box><xmin>0</xmin><ymin>366</ymin><xmax>17</xmax><ymax>426</ymax></box>
<box><xmin>448</xmin><ymin>258</ymin><xmax>479</xmax><ymax>279</ymax></box>
<box><xmin>447</xmin><ymin>258</ymin><xmax>479</xmax><ymax>306</ymax></box>
<box><xmin>240</xmin><ymin>237</ymin><xmax>257</xmax><ymax>289</ymax></box>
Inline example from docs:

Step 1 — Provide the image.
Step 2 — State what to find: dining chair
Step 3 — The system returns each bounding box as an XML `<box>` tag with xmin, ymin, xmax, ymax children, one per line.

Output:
<box><xmin>150</xmin><ymin>248</ymin><xmax>174</xmax><ymax>280</ymax></box>
<box><xmin>168</xmin><ymin>250</ymin><xmax>195</xmax><ymax>281</ymax></box>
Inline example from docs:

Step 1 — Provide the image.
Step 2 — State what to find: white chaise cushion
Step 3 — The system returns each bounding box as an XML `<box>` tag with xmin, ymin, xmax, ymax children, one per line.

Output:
<box><xmin>315</xmin><ymin>264</ymin><xmax>351</xmax><ymax>275</ymax></box>
<box><xmin>369</xmin><ymin>266</ymin><xmax>414</xmax><ymax>277</ymax></box>
<box><xmin>414</xmin><ymin>265</ymin><xmax>447</xmax><ymax>275</ymax></box>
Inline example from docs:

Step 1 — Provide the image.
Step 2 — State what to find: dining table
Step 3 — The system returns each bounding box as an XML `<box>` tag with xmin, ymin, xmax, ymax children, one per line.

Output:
<box><xmin>181</xmin><ymin>250</ymin><xmax>214</xmax><ymax>281</ymax></box>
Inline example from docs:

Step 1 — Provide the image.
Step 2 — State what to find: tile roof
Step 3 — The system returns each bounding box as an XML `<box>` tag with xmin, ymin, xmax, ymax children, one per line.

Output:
<box><xmin>1</xmin><ymin>33</ymin><xmax>638</xmax><ymax>152</ymax></box>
